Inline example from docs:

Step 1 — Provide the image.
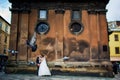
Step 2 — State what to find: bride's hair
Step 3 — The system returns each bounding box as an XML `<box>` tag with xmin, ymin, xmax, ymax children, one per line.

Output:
<box><xmin>41</xmin><ymin>54</ymin><xmax>45</xmax><ymax>57</ymax></box>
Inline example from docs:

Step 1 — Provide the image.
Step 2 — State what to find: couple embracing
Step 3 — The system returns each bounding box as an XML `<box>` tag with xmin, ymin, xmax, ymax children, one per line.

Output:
<box><xmin>36</xmin><ymin>54</ymin><xmax>51</xmax><ymax>76</ymax></box>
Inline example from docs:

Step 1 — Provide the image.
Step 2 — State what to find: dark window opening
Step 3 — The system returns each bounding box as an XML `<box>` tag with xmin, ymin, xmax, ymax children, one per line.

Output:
<box><xmin>115</xmin><ymin>47</ymin><xmax>120</xmax><ymax>54</ymax></box>
<box><xmin>35</xmin><ymin>22</ymin><xmax>50</xmax><ymax>35</ymax></box>
<box><xmin>69</xmin><ymin>22</ymin><xmax>83</xmax><ymax>35</ymax></box>
<box><xmin>4</xmin><ymin>36</ymin><xmax>7</xmax><ymax>43</ymax></box>
<box><xmin>114</xmin><ymin>34</ymin><xmax>119</xmax><ymax>41</ymax></box>
<box><xmin>103</xmin><ymin>45</ymin><xmax>107</xmax><ymax>52</ymax></box>
<box><xmin>39</xmin><ymin>10</ymin><xmax>47</xmax><ymax>20</ymax></box>
<box><xmin>0</xmin><ymin>22</ymin><xmax>2</xmax><ymax>28</ymax></box>
<box><xmin>72</xmin><ymin>10</ymin><xmax>81</xmax><ymax>21</ymax></box>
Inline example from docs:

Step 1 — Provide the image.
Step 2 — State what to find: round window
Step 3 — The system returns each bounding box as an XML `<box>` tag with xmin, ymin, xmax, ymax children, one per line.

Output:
<box><xmin>69</xmin><ymin>22</ymin><xmax>83</xmax><ymax>35</ymax></box>
<box><xmin>35</xmin><ymin>22</ymin><xmax>49</xmax><ymax>35</ymax></box>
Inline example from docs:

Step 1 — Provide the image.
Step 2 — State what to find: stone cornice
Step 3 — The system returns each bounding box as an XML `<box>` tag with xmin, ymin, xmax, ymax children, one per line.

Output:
<box><xmin>87</xmin><ymin>9</ymin><xmax>107</xmax><ymax>14</ymax></box>
<box><xmin>9</xmin><ymin>0</ymin><xmax>109</xmax><ymax>4</ymax></box>
<box><xmin>9</xmin><ymin>0</ymin><xmax>109</xmax><ymax>13</ymax></box>
<box><xmin>10</xmin><ymin>8</ymin><xmax>31</xmax><ymax>13</ymax></box>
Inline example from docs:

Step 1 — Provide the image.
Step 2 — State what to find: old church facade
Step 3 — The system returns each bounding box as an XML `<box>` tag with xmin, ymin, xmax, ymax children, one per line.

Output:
<box><xmin>8</xmin><ymin>0</ymin><xmax>113</xmax><ymax>76</ymax></box>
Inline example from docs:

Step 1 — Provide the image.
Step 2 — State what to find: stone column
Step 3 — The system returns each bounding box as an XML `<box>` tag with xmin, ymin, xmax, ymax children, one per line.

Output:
<box><xmin>54</xmin><ymin>8</ymin><xmax>65</xmax><ymax>60</ymax></box>
<box><xmin>17</xmin><ymin>13</ymin><xmax>29</xmax><ymax>61</ymax></box>
<box><xmin>88</xmin><ymin>10</ymin><xmax>99</xmax><ymax>61</ymax></box>
<box><xmin>99</xmin><ymin>10</ymin><xmax>110</xmax><ymax>60</ymax></box>
<box><xmin>9</xmin><ymin>12</ymin><xmax>19</xmax><ymax>61</ymax></box>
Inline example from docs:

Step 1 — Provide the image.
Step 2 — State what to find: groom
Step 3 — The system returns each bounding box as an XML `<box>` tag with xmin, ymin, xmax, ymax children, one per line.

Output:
<box><xmin>36</xmin><ymin>55</ymin><xmax>42</xmax><ymax>75</ymax></box>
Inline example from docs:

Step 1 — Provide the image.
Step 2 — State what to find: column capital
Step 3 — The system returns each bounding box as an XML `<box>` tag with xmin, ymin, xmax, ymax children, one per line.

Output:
<box><xmin>55</xmin><ymin>8</ymin><xmax>65</xmax><ymax>14</ymax></box>
<box><xmin>87</xmin><ymin>9</ymin><xmax>107</xmax><ymax>14</ymax></box>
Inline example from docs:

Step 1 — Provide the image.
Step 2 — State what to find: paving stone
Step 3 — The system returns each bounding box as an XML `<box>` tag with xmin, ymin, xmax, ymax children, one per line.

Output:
<box><xmin>0</xmin><ymin>72</ymin><xmax>119</xmax><ymax>80</ymax></box>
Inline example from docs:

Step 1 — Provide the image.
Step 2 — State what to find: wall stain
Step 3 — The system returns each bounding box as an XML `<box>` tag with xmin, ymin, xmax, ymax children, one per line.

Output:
<box><xmin>91</xmin><ymin>47</ymin><xmax>98</xmax><ymax>59</ymax></box>
<box><xmin>64</xmin><ymin>37</ymin><xmax>90</xmax><ymax>61</ymax></box>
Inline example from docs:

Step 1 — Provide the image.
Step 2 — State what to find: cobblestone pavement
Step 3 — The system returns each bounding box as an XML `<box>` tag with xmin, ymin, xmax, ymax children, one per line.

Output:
<box><xmin>0</xmin><ymin>72</ymin><xmax>120</xmax><ymax>80</ymax></box>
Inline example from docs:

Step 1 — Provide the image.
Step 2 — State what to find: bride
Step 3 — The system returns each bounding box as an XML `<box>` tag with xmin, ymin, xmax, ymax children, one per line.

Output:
<box><xmin>38</xmin><ymin>54</ymin><xmax>51</xmax><ymax>76</ymax></box>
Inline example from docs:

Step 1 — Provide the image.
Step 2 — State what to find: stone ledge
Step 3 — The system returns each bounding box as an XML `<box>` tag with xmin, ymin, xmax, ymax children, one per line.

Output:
<box><xmin>5</xmin><ymin>61</ymin><xmax>113</xmax><ymax>77</ymax></box>
<box><xmin>48</xmin><ymin>61</ymin><xmax>112</xmax><ymax>68</ymax></box>
<box><xmin>5</xmin><ymin>67</ymin><xmax>113</xmax><ymax>77</ymax></box>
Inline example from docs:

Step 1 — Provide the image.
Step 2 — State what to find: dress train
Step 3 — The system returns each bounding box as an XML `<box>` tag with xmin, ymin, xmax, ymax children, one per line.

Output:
<box><xmin>38</xmin><ymin>57</ymin><xmax>51</xmax><ymax>76</ymax></box>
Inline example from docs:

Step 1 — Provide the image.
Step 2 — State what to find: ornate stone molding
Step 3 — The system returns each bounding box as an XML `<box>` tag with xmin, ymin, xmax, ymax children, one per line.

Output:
<box><xmin>9</xmin><ymin>0</ymin><xmax>109</xmax><ymax>5</ymax></box>
<box><xmin>87</xmin><ymin>9</ymin><xmax>107</xmax><ymax>14</ymax></box>
<box><xmin>10</xmin><ymin>2</ymin><xmax>31</xmax><ymax>13</ymax></box>
<box><xmin>10</xmin><ymin>8</ymin><xmax>31</xmax><ymax>13</ymax></box>
<box><xmin>55</xmin><ymin>8</ymin><xmax>65</xmax><ymax>14</ymax></box>
<box><xmin>9</xmin><ymin>1</ymin><xmax>109</xmax><ymax>11</ymax></box>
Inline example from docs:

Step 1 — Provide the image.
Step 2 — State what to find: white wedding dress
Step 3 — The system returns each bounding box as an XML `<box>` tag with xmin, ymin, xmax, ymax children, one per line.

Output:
<box><xmin>38</xmin><ymin>57</ymin><xmax>51</xmax><ymax>76</ymax></box>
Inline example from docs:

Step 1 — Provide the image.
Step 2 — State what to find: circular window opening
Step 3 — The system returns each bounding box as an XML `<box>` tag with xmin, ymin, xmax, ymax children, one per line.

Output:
<box><xmin>35</xmin><ymin>22</ymin><xmax>50</xmax><ymax>35</ymax></box>
<box><xmin>69</xmin><ymin>22</ymin><xmax>83</xmax><ymax>35</ymax></box>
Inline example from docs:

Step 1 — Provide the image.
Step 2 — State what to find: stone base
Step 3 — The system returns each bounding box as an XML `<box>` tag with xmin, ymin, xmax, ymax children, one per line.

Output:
<box><xmin>5</xmin><ymin>61</ymin><xmax>114</xmax><ymax>77</ymax></box>
<box><xmin>50</xmin><ymin>67</ymin><xmax>113</xmax><ymax>77</ymax></box>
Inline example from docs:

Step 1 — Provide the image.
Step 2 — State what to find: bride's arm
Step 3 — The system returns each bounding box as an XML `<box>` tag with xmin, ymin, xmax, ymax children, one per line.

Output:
<box><xmin>40</xmin><ymin>57</ymin><xmax>45</xmax><ymax>61</ymax></box>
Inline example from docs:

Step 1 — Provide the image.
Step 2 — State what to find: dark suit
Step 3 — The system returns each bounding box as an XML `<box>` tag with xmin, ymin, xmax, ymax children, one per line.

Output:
<box><xmin>36</xmin><ymin>57</ymin><xmax>41</xmax><ymax>75</ymax></box>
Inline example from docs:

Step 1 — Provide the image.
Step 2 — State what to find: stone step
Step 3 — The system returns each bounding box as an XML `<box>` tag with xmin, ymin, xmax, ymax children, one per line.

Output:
<box><xmin>5</xmin><ymin>61</ymin><xmax>113</xmax><ymax>77</ymax></box>
<box><xmin>5</xmin><ymin>66</ymin><xmax>114</xmax><ymax>77</ymax></box>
